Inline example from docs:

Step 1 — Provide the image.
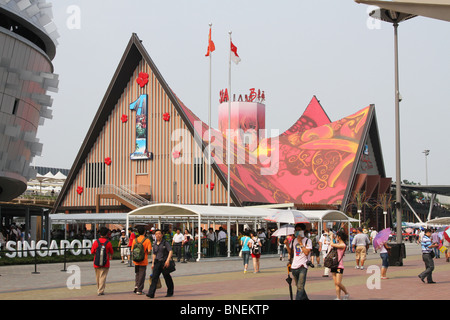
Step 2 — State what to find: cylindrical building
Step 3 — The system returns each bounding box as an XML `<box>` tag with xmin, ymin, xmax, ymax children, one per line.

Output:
<box><xmin>0</xmin><ymin>0</ymin><xmax>59</xmax><ymax>201</ymax></box>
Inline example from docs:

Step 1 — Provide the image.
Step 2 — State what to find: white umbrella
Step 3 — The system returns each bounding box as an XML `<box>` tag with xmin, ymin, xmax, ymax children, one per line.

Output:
<box><xmin>271</xmin><ymin>225</ymin><xmax>295</xmax><ymax>237</ymax></box>
<box><xmin>264</xmin><ymin>209</ymin><xmax>310</xmax><ymax>224</ymax></box>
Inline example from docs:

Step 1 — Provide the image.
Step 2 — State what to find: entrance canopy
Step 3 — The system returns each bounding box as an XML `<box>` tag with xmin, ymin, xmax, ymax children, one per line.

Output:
<box><xmin>127</xmin><ymin>203</ymin><xmax>357</xmax><ymax>261</ymax></box>
<box><xmin>127</xmin><ymin>203</ymin><xmax>358</xmax><ymax>224</ymax></box>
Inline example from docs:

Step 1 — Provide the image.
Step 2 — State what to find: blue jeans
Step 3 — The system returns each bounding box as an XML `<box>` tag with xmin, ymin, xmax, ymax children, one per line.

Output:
<box><xmin>380</xmin><ymin>253</ymin><xmax>389</xmax><ymax>268</ymax></box>
<box><xmin>242</xmin><ymin>251</ymin><xmax>250</xmax><ymax>266</ymax></box>
<box><xmin>291</xmin><ymin>266</ymin><xmax>309</xmax><ymax>300</ymax></box>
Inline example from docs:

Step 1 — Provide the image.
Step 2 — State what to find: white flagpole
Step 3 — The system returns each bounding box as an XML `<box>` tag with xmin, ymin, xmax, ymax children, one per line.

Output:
<box><xmin>207</xmin><ymin>23</ymin><xmax>212</xmax><ymax>207</ymax></box>
<box><xmin>227</xmin><ymin>31</ymin><xmax>232</xmax><ymax>207</ymax></box>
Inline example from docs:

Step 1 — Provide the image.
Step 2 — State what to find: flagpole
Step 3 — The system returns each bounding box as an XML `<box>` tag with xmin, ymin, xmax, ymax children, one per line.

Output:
<box><xmin>227</xmin><ymin>31</ymin><xmax>232</xmax><ymax>207</ymax></box>
<box><xmin>207</xmin><ymin>23</ymin><xmax>212</xmax><ymax>207</ymax></box>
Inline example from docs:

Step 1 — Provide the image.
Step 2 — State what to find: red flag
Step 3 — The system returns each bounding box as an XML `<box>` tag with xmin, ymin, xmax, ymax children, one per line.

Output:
<box><xmin>205</xmin><ymin>28</ymin><xmax>215</xmax><ymax>57</ymax></box>
<box><xmin>230</xmin><ymin>41</ymin><xmax>241</xmax><ymax>64</ymax></box>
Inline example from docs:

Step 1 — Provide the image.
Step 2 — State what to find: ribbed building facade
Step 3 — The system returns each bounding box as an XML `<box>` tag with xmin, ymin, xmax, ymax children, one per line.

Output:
<box><xmin>54</xmin><ymin>34</ymin><xmax>229</xmax><ymax>214</ymax></box>
<box><xmin>0</xmin><ymin>0</ymin><xmax>59</xmax><ymax>201</ymax></box>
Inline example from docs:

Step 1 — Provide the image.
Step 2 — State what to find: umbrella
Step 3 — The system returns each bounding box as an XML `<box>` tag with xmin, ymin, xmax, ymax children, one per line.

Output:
<box><xmin>444</xmin><ymin>226</ymin><xmax>450</xmax><ymax>243</ymax></box>
<box><xmin>286</xmin><ymin>265</ymin><xmax>293</xmax><ymax>300</ymax></box>
<box><xmin>405</xmin><ymin>227</ymin><xmax>414</xmax><ymax>234</ymax></box>
<box><xmin>373</xmin><ymin>228</ymin><xmax>391</xmax><ymax>250</ymax></box>
<box><xmin>264</xmin><ymin>209</ymin><xmax>310</xmax><ymax>224</ymax></box>
<box><xmin>271</xmin><ymin>225</ymin><xmax>295</xmax><ymax>237</ymax></box>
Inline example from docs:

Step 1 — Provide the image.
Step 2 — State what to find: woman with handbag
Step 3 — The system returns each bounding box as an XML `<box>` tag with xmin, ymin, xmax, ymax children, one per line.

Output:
<box><xmin>329</xmin><ymin>230</ymin><xmax>349</xmax><ymax>300</ymax></box>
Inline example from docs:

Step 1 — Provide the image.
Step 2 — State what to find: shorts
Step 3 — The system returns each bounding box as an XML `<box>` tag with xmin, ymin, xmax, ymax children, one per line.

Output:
<box><xmin>355</xmin><ymin>246</ymin><xmax>367</xmax><ymax>260</ymax></box>
<box><xmin>331</xmin><ymin>268</ymin><xmax>344</xmax><ymax>274</ymax></box>
<box><xmin>311</xmin><ymin>248</ymin><xmax>320</xmax><ymax>256</ymax></box>
<box><xmin>380</xmin><ymin>252</ymin><xmax>389</xmax><ymax>268</ymax></box>
<box><xmin>121</xmin><ymin>246</ymin><xmax>129</xmax><ymax>256</ymax></box>
<box><xmin>251</xmin><ymin>253</ymin><xmax>261</xmax><ymax>259</ymax></box>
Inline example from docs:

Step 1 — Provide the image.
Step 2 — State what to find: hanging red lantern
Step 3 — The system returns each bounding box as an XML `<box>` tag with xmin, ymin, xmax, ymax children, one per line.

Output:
<box><xmin>172</xmin><ymin>150</ymin><xmax>181</xmax><ymax>159</ymax></box>
<box><xmin>163</xmin><ymin>112</ymin><xmax>171</xmax><ymax>121</ymax></box>
<box><xmin>206</xmin><ymin>182</ymin><xmax>215</xmax><ymax>191</ymax></box>
<box><xmin>121</xmin><ymin>114</ymin><xmax>128</xmax><ymax>123</ymax></box>
<box><xmin>76</xmin><ymin>186</ymin><xmax>83</xmax><ymax>195</ymax></box>
<box><xmin>105</xmin><ymin>157</ymin><xmax>112</xmax><ymax>166</ymax></box>
<box><xmin>136</xmin><ymin>72</ymin><xmax>149</xmax><ymax>88</ymax></box>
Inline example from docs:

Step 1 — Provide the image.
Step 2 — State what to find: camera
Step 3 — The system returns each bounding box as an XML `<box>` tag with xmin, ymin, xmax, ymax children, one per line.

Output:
<box><xmin>306</xmin><ymin>260</ymin><xmax>315</xmax><ymax>268</ymax></box>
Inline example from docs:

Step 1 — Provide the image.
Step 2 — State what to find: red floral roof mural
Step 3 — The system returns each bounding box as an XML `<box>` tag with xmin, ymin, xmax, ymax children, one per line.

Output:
<box><xmin>176</xmin><ymin>95</ymin><xmax>370</xmax><ymax>206</ymax></box>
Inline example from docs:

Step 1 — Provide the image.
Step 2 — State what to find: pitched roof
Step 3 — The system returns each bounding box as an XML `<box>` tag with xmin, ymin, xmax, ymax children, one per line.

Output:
<box><xmin>53</xmin><ymin>33</ymin><xmax>386</xmax><ymax>212</ymax></box>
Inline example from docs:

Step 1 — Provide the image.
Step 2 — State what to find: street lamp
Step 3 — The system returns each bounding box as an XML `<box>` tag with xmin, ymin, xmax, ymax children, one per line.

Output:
<box><xmin>369</xmin><ymin>8</ymin><xmax>415</xmax><ymax>245</ymax></box>
<box><xmin>423</xmin><ymin>149</ymin><xmax>430</xmax><ymax>185</ymax></box>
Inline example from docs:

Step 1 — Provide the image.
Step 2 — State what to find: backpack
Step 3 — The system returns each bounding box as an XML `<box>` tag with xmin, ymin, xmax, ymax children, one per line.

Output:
<box><xmin>251</xmin><ymin>238</ymin><xmax>261</xmax><ymax>255</ymax></box>
<box><xmin>324</xmin><ymin>246</ymin><xmax>344</xmax><ymax>269</ymax></box>
<box><xmin>132</xmin><ymin>236</ymin><xmax>148</xmax><ymax>262</ymax></box>
<box><xmin>94</xmin><ymin>239</ymin><xmax>109</xmax><ymax>267</ymax></box>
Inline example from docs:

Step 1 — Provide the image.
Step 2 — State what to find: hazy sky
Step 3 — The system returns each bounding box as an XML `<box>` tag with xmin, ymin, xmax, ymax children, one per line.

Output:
<box><xmin>32</xmin><ymin>0</ymin><xmax>450</xmax><ymax>186</ymax></box>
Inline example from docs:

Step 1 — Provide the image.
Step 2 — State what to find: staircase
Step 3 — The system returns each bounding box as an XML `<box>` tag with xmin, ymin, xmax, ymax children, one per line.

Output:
<box><xmin>96</xmin><ymin>185</ymin><xmax>152</xmax><ymax>211</ymax></box>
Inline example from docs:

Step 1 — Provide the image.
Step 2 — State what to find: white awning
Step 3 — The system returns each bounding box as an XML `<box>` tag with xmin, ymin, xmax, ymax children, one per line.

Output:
<box><xmin>425</xmin><ymin>217</ymin><xmax>450</xmax><ymax>226</ymax></box>
<box><xmin>127</xmin><ymin>203</ymin><xmax>358</xmax><ymax>223</ymax></box>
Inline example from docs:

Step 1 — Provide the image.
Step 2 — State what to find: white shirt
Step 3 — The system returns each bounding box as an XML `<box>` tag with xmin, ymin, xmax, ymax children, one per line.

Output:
<box><xmin>319</xmin><ymin>234</ymin><xmax>331</xmax><ymax>252</ymax></box>
<box><xmin>290</xmin><ymin>238</ymin><xmax>312</xmax><ymax>269</ymax></box>
<box><xmin>173</xmin><ymin>233</ymin><xmax>184</xmax><ymax>243</ymax></box>
<box><xmin>217</xmin><ymin>231</ymin><xmax>227</xmax><ymax>241</ymax></box>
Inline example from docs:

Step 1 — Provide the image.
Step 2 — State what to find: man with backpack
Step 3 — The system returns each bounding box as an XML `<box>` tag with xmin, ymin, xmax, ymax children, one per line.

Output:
<box><xmin>131</xmin><ymin>225</ymin><xmax>152</xmax><ymax>295</ymax></box>
<box><xmin>91</xmin><ymin>227</ymin><xmax>114</xmax><ymax>296</ymax></box>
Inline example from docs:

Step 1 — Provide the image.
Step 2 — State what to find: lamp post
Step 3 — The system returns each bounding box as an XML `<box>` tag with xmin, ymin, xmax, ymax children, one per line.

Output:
<box><xmin>370</xmin><ymin>9</ymin><xmax>415</xmax><ymax>244</ymax></box>
<box><xmin>423</xmin><ymin>149</ymin><xmax>430</xmax><ymax>185</ymax></box>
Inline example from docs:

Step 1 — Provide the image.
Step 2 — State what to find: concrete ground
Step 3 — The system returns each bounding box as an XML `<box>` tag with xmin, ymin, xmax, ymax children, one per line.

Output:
<box><xmin>0</xmin><ymin>242</ymin><xmax>448</xmax><ymax>300</ymax></box>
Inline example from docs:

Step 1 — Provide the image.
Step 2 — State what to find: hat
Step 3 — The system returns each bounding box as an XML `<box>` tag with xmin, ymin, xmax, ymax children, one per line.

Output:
<box><xmin>151</xmin><ymin>227</ymin><xmax>156</xmax><ymax>231</ymax></box>
<box><xmin>121</xmin><ymin>230</ymin><xmax>125</xmax><ymax>233</ymax></box>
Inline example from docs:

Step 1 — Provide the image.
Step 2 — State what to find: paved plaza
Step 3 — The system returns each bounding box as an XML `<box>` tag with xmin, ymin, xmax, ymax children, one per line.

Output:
<box><xmin>0</xmin><ymin>242</ymin><xmax>448</xmax><ymax>300</ymax></box>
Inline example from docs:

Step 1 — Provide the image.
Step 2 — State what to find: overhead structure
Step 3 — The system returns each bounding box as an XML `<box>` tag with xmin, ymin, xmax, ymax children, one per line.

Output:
<box><xmin>355</xmin><ymin>0</ymin><xmax>450</xmax><ymax>22</ymax></box>
<box><xmin>127</xmin><ymin>203</ymin><xmax>358</xmax><ymax>260</ymax></box>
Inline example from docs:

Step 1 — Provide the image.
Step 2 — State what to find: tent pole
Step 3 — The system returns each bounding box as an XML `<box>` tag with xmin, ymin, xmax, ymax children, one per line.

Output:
<box><xmin>227</xmin><ymin>218</ymin><xmax>231</xmax><ymax>258</ymax></box>
<box><xmin>197</xmin><ymin>214</ymin><xmax>202</xmax><ymax>261</ymax></box>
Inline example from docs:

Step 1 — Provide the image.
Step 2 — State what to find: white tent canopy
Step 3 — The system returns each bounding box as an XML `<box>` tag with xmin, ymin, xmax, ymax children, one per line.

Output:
<box><xmin>424</xmin><ymin>217</ymin><xmax>450</xmax><ymax>226</ymax></box>
<box><xmin>127</xmin><ymin>203</ymin><xmax>358</xmax><ymax>261</ymax></box>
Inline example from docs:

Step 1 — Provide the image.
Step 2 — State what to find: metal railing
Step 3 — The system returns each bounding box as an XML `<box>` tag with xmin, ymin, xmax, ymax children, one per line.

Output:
<box><xmin>99</xmin><ymin>185</ymin><xmax>152</xmax><ymax>208</ymax></box>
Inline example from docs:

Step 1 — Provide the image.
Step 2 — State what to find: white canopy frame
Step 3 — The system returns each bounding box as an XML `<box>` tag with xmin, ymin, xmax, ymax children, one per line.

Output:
<box><xmin>127</xmin><ymin>203</ymin><xmax>358</xmax><ymax>261</ymax></box>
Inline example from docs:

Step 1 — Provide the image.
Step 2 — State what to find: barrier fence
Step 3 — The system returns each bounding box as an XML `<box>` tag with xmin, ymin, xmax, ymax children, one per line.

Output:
<box><xmin>0</xmin><ymin>237</ymin><xmax>282</xmax><ymax>274</ymax></box>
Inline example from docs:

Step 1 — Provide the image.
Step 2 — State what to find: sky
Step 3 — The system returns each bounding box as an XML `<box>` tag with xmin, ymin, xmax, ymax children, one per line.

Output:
<box><xmin>31</xmin><ymin>0</ymin><xmax>450</xmax><ymax>186</ymax></box>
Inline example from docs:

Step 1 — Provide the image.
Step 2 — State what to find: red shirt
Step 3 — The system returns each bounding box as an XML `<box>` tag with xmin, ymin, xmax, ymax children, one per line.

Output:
<box><xmin>91</xmin><ymin>237</ymin><xmax>114</xmax><ymax>268</ymax></box>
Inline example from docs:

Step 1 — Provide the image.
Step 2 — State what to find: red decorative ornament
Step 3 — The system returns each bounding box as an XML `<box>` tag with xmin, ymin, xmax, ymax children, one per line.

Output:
<box><xmin>105</xmin><ymin>157</ymin><xmax>112</xmax><ymax>166</ymax></box>
<box><xmin>121</xmin><ymin>114</ymin><xmax>128</xmax><ymax>123</ymax></box>
<box><xmin>163</xmin><ymin>112</ymin><xmax>171</xmax><ymax>122</ymax></box>
<box><xmin>172</xmin><ymin>150</ymin><xmax>181</xmax><ymax>159</ymax></box>
<box><xmin>76</xmin><ymin>186</ymin><xmax>83</xmax><ymax>195</ymax></box>
<box><xmin>136</xmin><ymin>72</ymin><xmax>149</xmax><ymax>88</ymax></box>
<box><xmin>206</xmin><ymin>182</ymin><xmax>215</xmax><ymax>191</ymax></box>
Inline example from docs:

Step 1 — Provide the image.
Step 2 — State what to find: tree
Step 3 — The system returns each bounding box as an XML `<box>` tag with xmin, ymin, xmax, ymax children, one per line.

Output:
<box><xmin>374</xmin><ymin>192</ymin><xmax>394</xmax><ymax>229</ymax></box>
<box><xmin>346</xmin><ymin>191</ymin><xmax>372</xmax><ymax>227</ymax></box>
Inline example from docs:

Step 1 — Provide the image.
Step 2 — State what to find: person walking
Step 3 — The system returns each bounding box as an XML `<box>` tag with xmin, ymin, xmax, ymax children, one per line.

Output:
<box><xmin>329</xmin><ymin>230</ymin><xmax>349</xmax><ymax>300</ymax></box>
<box><xmin>352</xmin><ymin>227</ymin><xmax>369</xmax><ymax>270</ymax></box>
<box><xmin>118</xmin><ymin>230</ymin><xmax>128</xmax><ymax>263</ymax></box>
<box><xmin>91</xmin><ymin>227</ymin><xmax>114</xmax><ymax>296</ymax></box>
<box><xmin>249</xmin><ymin>230</ymin><xmax>262</xmax><ymax>273</ymax></box>
<box><xmin>418</xmin><ymin>228</ymin><xmax>439</xmax><ymax>284</ymax></box>
<box><xmin>370</xmin><ymin>228</ymin><xmax>378</xmax><ymax>254</ymax></box>
<box><xmin>240</xmin><ymin>230</ymin><xmax>251</xmax><ymax>273</ymax></box>
<box><xmin>147</xmin><ymin>229</ymin><xmax>175</xmax><ymax>298</ymax></box>
<box><xmin>319</xmin><ymin>229</ymin><xmax>331</xmax><ymax>277</ymax></box>
<box><xmin>284</xmin><ymin>223</ymin><xmax>312</xmax><ymax>300</ymax></box>
<box><xmin>380</xmin><ymin>242</ymin><xmax>391</xmax><ymax>280</ymax></box>
<box><xmin>131</xmin><ymin>225</ymin><xmax>152</xmax><ymax>295</ymax></box>
<box><xmin>127</xmin><ymin>227</ymin><xmax>136</xmax><ymax>264</ymax></box>
<box><xmin>431</xmin><ymin>229</ymin><xmax>441</xmax><ymax>259</ymax></box>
